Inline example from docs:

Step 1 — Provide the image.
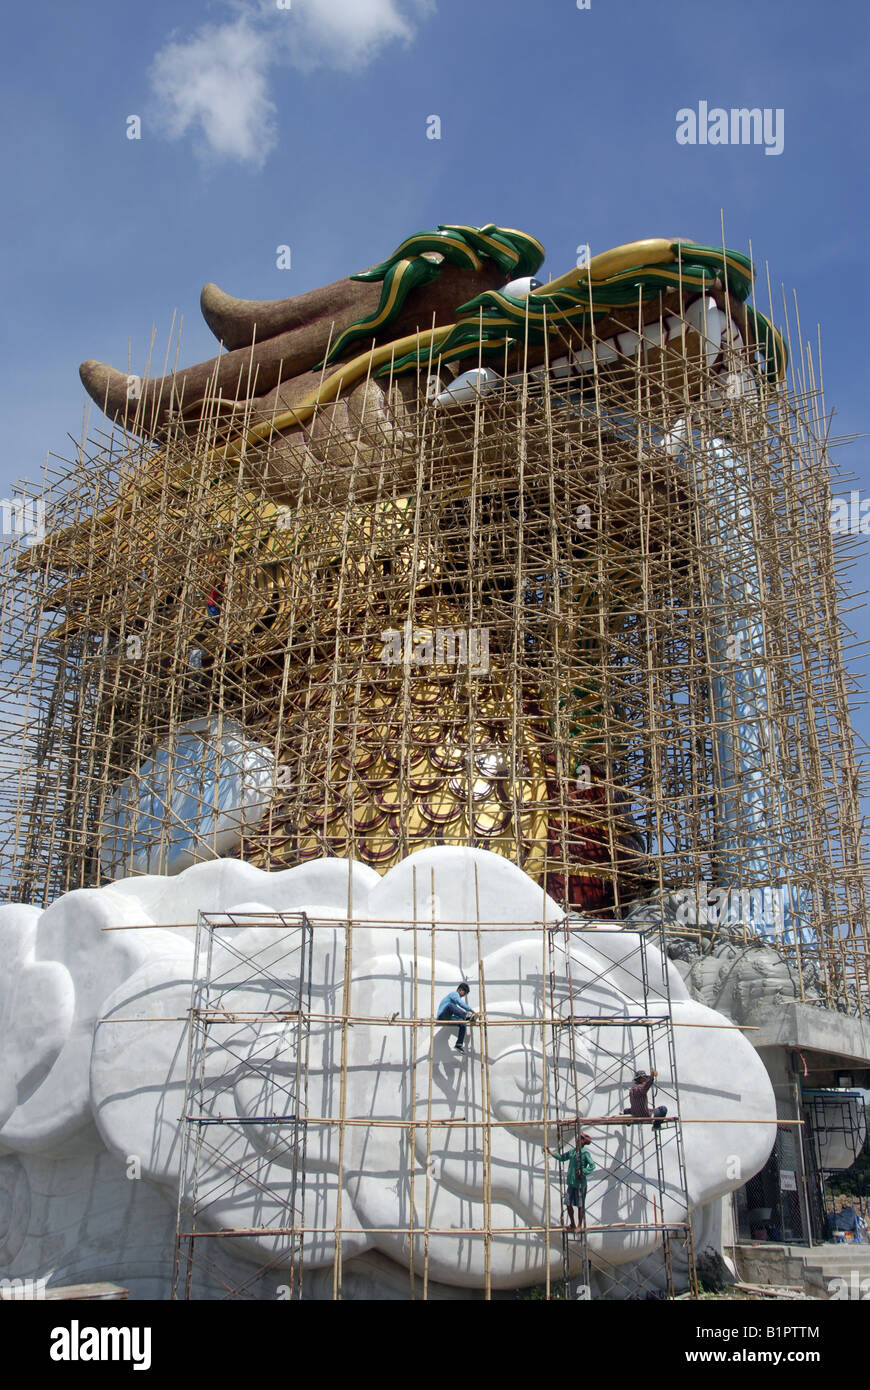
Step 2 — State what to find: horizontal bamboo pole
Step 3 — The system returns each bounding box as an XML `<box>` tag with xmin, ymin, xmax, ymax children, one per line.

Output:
<box><xmin>98</xmin><ymin>1012</ymin><xmax>756</xmax><ymax>1030</ymax></box>
<box><xmin>179</xmin><ymin>1113</ymin><xmax>797</xmax><ymax>1128</ymax></box>
<box><xmin>177</xmin><ymin>1221</ymin><xmax>692</xmax><ymax>1238</ymax></box>
<box><xmin>99</xmin><ymin>920</ymin><xmax>682</xmax><ymax>935</ymax></box>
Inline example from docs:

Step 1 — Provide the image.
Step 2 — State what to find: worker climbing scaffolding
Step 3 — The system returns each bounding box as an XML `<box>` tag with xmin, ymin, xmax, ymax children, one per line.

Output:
<box><xmin>436</xmin><ymin>982</ymin><xmax>477</xmax><ymax>1053</ymax></box>
<box><xmin>627</xmin><ymin>1069</ymin><xmax>668</xmax><ymax>1132</ymax></box>
<box><xmin>548</xmin><ymin>1132</ymin><xmax>595</xmax><ymax>1231</ymax></box>
<box><xmin>546</xmin><ymin>916</ymin><xmax>698</xmax><ymax>1298</ymax></box>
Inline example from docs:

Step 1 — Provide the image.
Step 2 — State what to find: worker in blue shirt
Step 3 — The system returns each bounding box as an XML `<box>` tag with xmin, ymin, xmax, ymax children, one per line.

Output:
<box><xmin>437</xmin><ymin>982</ymin><xmax>476</xmax><ymax>1053</ymax></box>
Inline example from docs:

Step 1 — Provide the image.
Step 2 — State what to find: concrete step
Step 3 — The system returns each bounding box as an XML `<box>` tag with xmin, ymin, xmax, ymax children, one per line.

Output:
<box><xmin>785</xmin><ymin>1244</ymin><xmax>870</xmax><ymax>1268</ymax></box>
<box><xmin>733</xmin><ymin>1242</ymin><xmax>870</xmax><ymax>1299</ymax></box>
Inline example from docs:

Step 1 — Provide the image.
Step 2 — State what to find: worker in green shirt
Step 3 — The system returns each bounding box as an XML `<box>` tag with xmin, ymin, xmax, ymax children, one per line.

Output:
<box><xmin>547</xmin><ymin>1132</ymin><xmax>595</xmax><ymax>1232</ymax></box>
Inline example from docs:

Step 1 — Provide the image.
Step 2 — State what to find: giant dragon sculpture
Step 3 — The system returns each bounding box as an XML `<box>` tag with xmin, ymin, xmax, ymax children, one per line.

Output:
<box><xmin>26</xmin><ymin>225</ymin><xmax>785</xmax><ymax>913</ymax></box>
<box><xmin>0</xmin><ymin>227</ymin><xmax>796</xmax><ymax>1299</ymax></box>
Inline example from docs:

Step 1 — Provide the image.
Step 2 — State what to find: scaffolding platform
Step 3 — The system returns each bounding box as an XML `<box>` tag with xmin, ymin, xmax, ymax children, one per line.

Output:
<box><xmin>169</xmin><ymin>907</ymin><xmax>703</xmax><ymax>1300</ymax></box>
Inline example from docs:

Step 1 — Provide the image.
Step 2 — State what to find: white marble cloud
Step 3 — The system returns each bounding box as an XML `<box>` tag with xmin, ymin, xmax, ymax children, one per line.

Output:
<box><xmin>0</xmin><ymin>904</ymin><xmax>70</xmax><ymax>1130</ymax></box>
<box><xmin>0</xmin><ymin>849</ymin><xmax>776</xmax><ymax>1290</ymax></box>
<box><xmin>0</xmin><ymin>889</ymin><xmax>188</xmax><ymax>1152</ymax></box>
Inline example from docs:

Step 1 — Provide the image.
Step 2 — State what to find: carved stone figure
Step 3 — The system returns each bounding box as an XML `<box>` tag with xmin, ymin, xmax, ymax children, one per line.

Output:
<box><xmin>0</xmin><ymin>847</ymin><xmax>776</xmax><ymax>1297</ymax></box>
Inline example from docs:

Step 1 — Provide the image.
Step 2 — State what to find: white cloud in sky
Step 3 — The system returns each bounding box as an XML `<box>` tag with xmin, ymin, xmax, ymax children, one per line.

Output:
<box><xmin>150</xmin><ymin>18</ymin><xmax>276</xmax><ymax>165</ymax></box>
<box><xmin>149</xmin><ymin>0</ymin><xmax>434</xmax><ymax>167</ymax></box>
<box><xmin>291</xmin><ymin>0</ymin><xmax>419</xmax><ymax>66</ymax></box>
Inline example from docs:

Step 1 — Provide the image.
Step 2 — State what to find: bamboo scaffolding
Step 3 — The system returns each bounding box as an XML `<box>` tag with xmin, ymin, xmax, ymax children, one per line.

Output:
<box><xmin>169</xmin><ymin>909</ymin><xmax>712</xmax><ymax>1301</ymax></box>
<box><xmin>0</xmin><ymin>276</ymin><xmax>868</xmax><ymax>1299</ymax></box>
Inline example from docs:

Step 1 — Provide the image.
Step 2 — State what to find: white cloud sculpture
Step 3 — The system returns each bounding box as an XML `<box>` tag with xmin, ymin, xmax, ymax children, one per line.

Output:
<box><xmin>0</xmin><ymin>847</ymin><xmax>775</xmax><ymax>1294</ymax></box>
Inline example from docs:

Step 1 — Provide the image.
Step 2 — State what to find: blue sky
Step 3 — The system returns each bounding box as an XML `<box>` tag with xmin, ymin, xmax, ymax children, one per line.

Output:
<box><xmin>1</xmin><ymin>0</ymin><xmax>868</xmax><ymax>746</ymax></box>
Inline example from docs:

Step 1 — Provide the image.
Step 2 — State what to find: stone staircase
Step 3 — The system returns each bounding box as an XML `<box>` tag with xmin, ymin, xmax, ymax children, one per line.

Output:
<box><xmin>732</xmin><ymin>1242</ymin><xmax>870</xmax><ymax>1298</ymax></box>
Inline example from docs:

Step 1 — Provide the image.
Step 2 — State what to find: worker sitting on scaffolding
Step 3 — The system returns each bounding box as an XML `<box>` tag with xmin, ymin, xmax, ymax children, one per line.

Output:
<box><xmin>627</xmin><ymin>1070</ymin><xmax>668</xmax><ymax>1133</ymax></box>
<box><xmin>436</xmin><ymin>982</ymin><xmax>476</xmax><ymax>1053</ymax></box>
<box><xmin>548</xmin><ymin>1132</ymin><xmax>595</xmax><ymax>1232</ymax></box>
